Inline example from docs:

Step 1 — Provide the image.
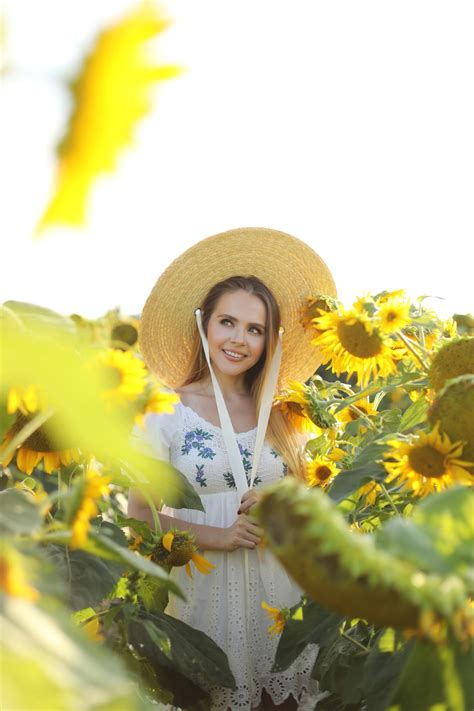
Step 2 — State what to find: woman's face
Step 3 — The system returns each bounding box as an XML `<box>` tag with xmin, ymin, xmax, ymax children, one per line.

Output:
<box><xmin>206</xmin><ymin>290</ymin><xmax>267</xmax><ymax>377</ymax></box>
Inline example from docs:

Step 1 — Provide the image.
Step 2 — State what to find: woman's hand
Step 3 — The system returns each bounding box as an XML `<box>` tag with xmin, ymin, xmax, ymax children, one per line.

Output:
<box><xmin>238</xmin><ymin>489</ymin><xmax>262</xmax><ymax>515</ymax></box>
<box><xmin>221</xmin><ymin>514</ymin><xmax>264</xmax><ymax>552</ymax></box>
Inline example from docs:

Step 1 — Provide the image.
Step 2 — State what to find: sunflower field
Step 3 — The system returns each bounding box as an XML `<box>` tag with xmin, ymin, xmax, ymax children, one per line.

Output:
<box><xmin>2</xmin><ymin>2</ymin><xmax>474</xmax><ymax>710</ymax></box>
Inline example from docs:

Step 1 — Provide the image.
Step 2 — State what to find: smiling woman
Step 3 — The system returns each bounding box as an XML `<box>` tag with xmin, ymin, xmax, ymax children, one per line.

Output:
<box><xmin>128</xmin><ymin>226</ymin><xmax>337</xmax><ymax>709</ymax></box>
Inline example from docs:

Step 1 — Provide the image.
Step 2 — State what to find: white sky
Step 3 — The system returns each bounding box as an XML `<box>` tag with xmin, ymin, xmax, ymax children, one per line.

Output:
<box><xmin>2</xmin><ymin>0</ymin><xmax>473</xmax><ymax>319</ymax></box>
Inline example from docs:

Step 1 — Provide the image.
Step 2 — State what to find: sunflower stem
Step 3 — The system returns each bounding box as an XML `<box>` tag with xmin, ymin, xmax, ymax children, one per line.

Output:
<box><xmin>380</xmin><ymin>482</ymin><xmax>399</xmax><ymax>515</ymax></box>
<box><xmin>348</xmin><ymin>405</ymin><xmax>378</xmax><ymax>432</ymax></box>
<box><xmin>396</xmin><ymin>331</ymin><xmax>429</xmax><ymax>369</ymax></box>
<box><xmin>137</xmin><ymin>488</ymin><xmax>162</xmax><ymax>535</ymax></box>
<box><xmin>339</xmin><ymin>630</ymin><xmax>370</xmax><ymax>653</ymax></box>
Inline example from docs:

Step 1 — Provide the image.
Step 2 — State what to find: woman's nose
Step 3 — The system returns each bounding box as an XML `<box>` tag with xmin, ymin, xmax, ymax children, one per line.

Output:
<box><xmin>230</xmin><ymin>327</ymin><xmax>246</xmax><ymax>343</ymax></box>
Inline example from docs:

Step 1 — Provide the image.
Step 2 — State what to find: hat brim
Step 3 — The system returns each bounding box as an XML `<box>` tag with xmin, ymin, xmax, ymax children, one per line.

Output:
<box><xmin>138</xmin><ymin>227</ymin><xmax>337</xmax><ymax>391</ymax></box>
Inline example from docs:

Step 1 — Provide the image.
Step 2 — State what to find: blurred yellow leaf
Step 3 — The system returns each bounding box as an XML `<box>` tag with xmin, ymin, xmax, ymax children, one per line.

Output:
<box><xmin>36</xmin><ymin>1</ymin><xmax>181</xmax><ymax>233</ymax></box>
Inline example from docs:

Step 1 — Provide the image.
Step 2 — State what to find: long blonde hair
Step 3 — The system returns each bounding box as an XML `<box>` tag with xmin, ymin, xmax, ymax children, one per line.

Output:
<box><xmin>180</xmin><ymin>276</ymin><xmax>307</xmax><ymax>480</ymax></box>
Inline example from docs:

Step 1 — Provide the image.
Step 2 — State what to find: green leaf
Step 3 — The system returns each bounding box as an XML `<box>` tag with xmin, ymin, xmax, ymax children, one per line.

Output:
<box><xmin>389</xmin><ymin>639</ymin><xmax>466</xmax><ymax>711</ymax></box>
<box><xmin>0</xmin><ymin>489</ymin><xmax>42</xmax><ymax>534</ymax></box>
<box><xmin>42</xmin><ymin>543</ymin><xmax>124</xmax><ymax>610</ymax></box>
<box><xmin>362</xmin><ymin>636</ymin><xmax>413</xmax><ymax>711</ymax></box>
<box><xmin>399</xmin><ymin>397</ymin><xmax>428</xmax><ymax>432</ymax></box>
<box><xmin>128</xmin><ymin>610</ymin><xmax>236</xmax><ymax>695</ymax></box>
<box><xmin>115</xmin><ymin>513</ymin><xmax>154</xmax><ymax>540</ymax></box>
<box><xmin>273</xmin><ymin>600</ymin><xmax>343</xmax><ymax>672</ymax></box>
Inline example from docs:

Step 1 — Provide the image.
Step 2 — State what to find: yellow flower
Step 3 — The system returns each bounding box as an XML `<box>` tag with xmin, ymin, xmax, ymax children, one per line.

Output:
<box><xmin>312</xmin><ymin>309</ymin><xmax>400</xmax><ymax>388</ymax></box>
<box><xmin>7</xmin><ymin>385</ymin><xmax>47</xmax><ymax>415</ymax></box>
<box><xmin>306</xmin><ymin>457</ymin><xmax>339</xmax><ymax>489</ymax></box>
<box><xmin>185</xmin><ymin>552</ymin><xmax>216</xmax><ymax>578</ymax></box>
<box><xmin>261</xmin><ymin>600</ymin><xmax>288</xmax><ymax>637</ymax></box>
<box><xmin>153</xmin><ymin>530</ymin><xmax>216</xmax><ymax>577</ymax></box>
<box><xmin>71</xmin><ymin>464</ymin><xmax>112</xmax><ymax>548</ymax></box>
<box><xmin>274</xmin><ymin>381</ymin><xmax>320</xmax><ymax>434</ymax></box>
<box><xmin>82</xmin><ymin>616</ymin><xmax>104</xmax><ymax>642</ymax></box>
<box><xmin>338</xmin><ymin>398</ymin><xmax>378</xmax><ymax>431</ymax></box>
<box><xmin>135</xmin><ymin>387</ymin><xmax>180</xmax><ymax>427</ymax></box>
<box><xmin>377</xmin><ymin>297</ymin><xmax>411</xmax><ymax>334</ymax></box>
<box><xmin>300</xmin><ymin>295</ymin><xmax>338</xmax><ymax>332</ymax></box>
<box><xmin>383</xmin><ymin>423</ymin><xmax>473</xmax><ymax>497</ymax></box>
<box><xmin>36</xmin><ymin>3</ymin><xmax>181</xmax><ymax>231</ymax></box>
<box><xmin>375</xmin><ymin>289</ymin><xmax>407</xmax><ymax>305</ymax></box>
<box><xmin>0</xmin><ymin>413</ymin><xmax>82</xmax><ymax>475</ymax></box>
<box><xmin>356</xmin><ymin>480</ymin><xmax>383</xmax><ymax>506</ymax></box>
<box><xmin>0</xmin><ymin>550</ymin><xmax>40</xmax><ymax>602</ymax></box>
<box><xmin>86</xmin><ymin>348</ymin><xmax>147</xmax><ymax>408</ymax></box>
<box><xmin>327</xmin><ymin>447</ymin><xmax>347</xmax><ymax>462</ymax></box>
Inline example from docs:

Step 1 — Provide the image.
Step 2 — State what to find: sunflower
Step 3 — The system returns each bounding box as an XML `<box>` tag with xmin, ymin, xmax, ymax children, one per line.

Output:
<box><xmin>86</xmin><ymin>348</ymin><xmax>147</xmax><ymax>408</ymax></box>
<box><xmin>0</xmin><ymin>412</ymin><xmax>82</xmax><ymax>475</ymax></box>
<box><xmin>306</xmin><ymin>457</ymin><xmax>339</xmax><ymax>489</ymax></box>
<box><xmin>338</xmin><ymin>398</ymin><xmax>378</xmax><ymax>431</ymax></box>
<box><xmin>383</xmin><ymin>424</ymin><xmax>473</xmax><ymax>497</ymax></box>
<box><xmin>152</xmin><ymin>530</ymin><xmax>216</xmax><ymax>578</ymax></box>
<box><xmin>376</xmin><ymin>297</ymin><xmax>411</xmax><ymax>334</ymax></box>
<box><xmin>135</xmin><ymin>387</ymin><xmax>181</xmax><ymax>427</ymax></box>
<box><xmin>300</xmin><ymin>295</ymin><xmax>339</xmax><ymax>332</ymax></box>
<box><xmin>274</xmin><ymin>381</ymin><xmax>320</xmax><ymax>434</ymax></box>
<box><xmin>261</xmin><ymin>600</ymin><xmax>289</xmax><ymax>637</ymax></box>
<box><xmin>374</xmin><ymin>289</ymin><xmax>407</xmax><ymax>305</ymax></box>
<box><xmin>312</xmin><ymin>309</ymin><xmax>400</xmax><ymax>388</ymax></box>
<box><xmin>70</xmin><ymin>464</ymin><xmax>112</xmax><ymax>548</ymax></box>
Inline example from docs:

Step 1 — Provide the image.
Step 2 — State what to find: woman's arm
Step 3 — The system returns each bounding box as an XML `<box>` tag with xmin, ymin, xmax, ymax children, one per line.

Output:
<box><xmin>128</xmin><ymin>488</ymin><xmax>263</xmax><ymax>553</ymax></box>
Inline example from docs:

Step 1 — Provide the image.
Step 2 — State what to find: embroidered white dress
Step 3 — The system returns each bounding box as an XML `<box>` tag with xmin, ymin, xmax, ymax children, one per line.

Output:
<box><xmin>131</xmin><ymin>399</ymin><xmax>322</xmax><ymax>710</ymax></box>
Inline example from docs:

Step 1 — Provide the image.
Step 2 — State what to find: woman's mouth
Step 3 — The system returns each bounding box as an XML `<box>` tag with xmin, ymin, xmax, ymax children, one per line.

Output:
<box><xmin>222</xmin><ymin>349</ymin><xmax>246</xmax><ymax>361</ymax></box>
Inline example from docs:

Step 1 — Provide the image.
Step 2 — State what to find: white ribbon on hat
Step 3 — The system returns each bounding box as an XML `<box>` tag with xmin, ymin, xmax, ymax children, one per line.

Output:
<box><xmin>195</xmin><ymin>308</ymin><xmax>283</xmax><ymax>696</ymax></box>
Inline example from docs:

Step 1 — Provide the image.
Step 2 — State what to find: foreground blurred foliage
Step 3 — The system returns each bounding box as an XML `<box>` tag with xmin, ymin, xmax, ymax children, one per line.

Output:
<box><xmin>36</xmin><ymin>1</ymin><xmax>182</xmax><ymax>233</ymax></box>
<box><xmin>0</xmin><ymin>300</ymin><xmax>234</xmax><ymax>709</ymax></box>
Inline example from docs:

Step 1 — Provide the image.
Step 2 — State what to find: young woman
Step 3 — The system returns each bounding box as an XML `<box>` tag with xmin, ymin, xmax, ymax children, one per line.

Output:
<box><xmin>128</xmin><ymin>227</ymin><xmax>337</xmax><ymax>710</ymax></box>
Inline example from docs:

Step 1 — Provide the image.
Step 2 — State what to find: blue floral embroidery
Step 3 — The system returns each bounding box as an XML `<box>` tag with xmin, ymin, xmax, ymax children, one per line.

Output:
<box><xmin>181</xmin><ymin>428</ymin><xmax>216</xmax><ymax>459</ymax></box>
<box><xmin>270</xmin><ymin>447</ymin><xmax>288</xmax><ymax>477</ymax></box>
<box><xmin>195</xmin><ymin>464</ymin><xmax>207</xmax><ymax>488</ymax></box>
<box><xmin>282</xmin><ymin>462</ymin><xmax>289</xmax><ymax>476</ymax></box>
<box><xmin>270</xmin><ymin>448</ymin><xmax>279</xmax><ymax>458</ymax></box>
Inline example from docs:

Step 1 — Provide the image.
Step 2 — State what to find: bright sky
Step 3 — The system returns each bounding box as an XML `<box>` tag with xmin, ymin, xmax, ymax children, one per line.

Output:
<box><xmin>2</xmin><ymin>0</ymin><xmax>473</xmax><ymax>320</ymax></box>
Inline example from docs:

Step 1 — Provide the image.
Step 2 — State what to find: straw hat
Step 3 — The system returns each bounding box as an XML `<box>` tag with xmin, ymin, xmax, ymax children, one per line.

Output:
<box><xmin>138</xmin><ymin>227</ymin><xmax>337</xmax><ymax>392</ymax></box>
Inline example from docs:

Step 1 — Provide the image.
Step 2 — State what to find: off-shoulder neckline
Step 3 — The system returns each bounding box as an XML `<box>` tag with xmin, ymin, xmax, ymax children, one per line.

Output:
<box><xmin>176</xmin><ymin>400</ymin><xmax>258</xmax><ymax>436</ymax></box>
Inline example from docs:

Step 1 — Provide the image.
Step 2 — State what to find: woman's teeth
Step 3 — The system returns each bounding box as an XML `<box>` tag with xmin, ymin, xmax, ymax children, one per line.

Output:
<box><xmin>223</xmin><ymin>350</ymin><xmax>245</xmax><ymax>360</ymax></box>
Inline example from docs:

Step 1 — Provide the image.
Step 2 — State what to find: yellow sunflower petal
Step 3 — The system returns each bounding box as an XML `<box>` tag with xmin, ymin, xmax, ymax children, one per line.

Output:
<box><xmin>162</xmin><ymin>531</ymin><xmax>174</xmax><ymax>552</ymax></box>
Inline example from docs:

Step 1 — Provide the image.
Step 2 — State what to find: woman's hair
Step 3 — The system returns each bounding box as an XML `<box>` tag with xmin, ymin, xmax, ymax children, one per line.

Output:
<box><xmin>180</xmin><ymin>276</ymin><xmax>307</xmax><ymax>480</ymax></box>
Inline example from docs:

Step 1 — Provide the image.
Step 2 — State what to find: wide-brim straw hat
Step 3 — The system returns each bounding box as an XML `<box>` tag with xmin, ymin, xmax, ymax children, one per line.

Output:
<box><xmin>138</xmin><ymin>227</ymin><xmax>337</xmax><ymax>392</ymax></box>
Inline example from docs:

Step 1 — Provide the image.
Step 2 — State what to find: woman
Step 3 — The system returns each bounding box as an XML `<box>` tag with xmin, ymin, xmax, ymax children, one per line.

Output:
<box><xmin>128</xmin><ymin>227</ymin><xmax>337</xmax><ymax>710</ymax></box>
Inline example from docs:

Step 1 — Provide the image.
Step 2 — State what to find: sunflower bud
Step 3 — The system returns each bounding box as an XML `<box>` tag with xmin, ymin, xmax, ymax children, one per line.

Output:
<box><xmin>428</xmin><ymin>374</ymin><xmax>474</xmax><ymax>472</ymax></box>
<box><xmin>428</xmin><ymin>337</ymin><xmax>474</xmax><ymax>392</ymax></box>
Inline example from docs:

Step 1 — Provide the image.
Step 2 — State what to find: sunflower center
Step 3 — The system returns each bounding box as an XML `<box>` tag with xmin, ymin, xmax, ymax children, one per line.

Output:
<box><xmin>349</xmin><ymin>405</ymin><xmax>368</xmax><ymax>421</ymax></box>
<box><xmin>385</xmin><ymin>310</ymin><xmax>398</xmax><ymax>323</ymax></box>
<box><xmin>10</xmin><ymin>414</ymin><xmax>58</xmax><ymax>452</ymax></box>
<box><xmin>408</xmin><ymin>445</ymin><xmax>446</xmax><ymax>478</ymax></box>
<box><xmin>337</xmin><ymin>320</ymin><xmax>383</xmax><ymax>358</ymax></box>
<box><xmin>99</xmin><ymin>365</ymin><xmax>123</xmax><ymax>389</ymax></box>
<box><xmin>316</xmin><ymin>466</ymin><xmax>332</xmax><ymax>481</ymax></box>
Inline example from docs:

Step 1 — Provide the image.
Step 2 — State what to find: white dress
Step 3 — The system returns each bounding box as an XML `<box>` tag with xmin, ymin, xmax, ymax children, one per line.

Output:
<box><xmin>131</xmin><ymin>399</ymin><xmax>322</xmax><ymax>710</ymax></box>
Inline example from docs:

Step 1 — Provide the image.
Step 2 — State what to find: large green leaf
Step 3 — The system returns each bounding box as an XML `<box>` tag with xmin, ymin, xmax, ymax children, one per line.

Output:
<box><xmin>389</xmin><ymin>639</ymin><xmax>467</xmax><ymax>711</ymax></box>
<box><xmin>312</xmin><ymin>622</ymin><xmax>369</xmax><ymax>705</ymax></box>
<box><xmin>273</xmin><ymin>599</ymin><xmax>342</xmax><ymax>673</ymax></box>
<box><xmin>362</xmin><ymin>636</ymin><xmax>413</xmax><ymax>711</ymax></box>
<box><xmin>42</xmin><ymin>543</ymin><xmax>125</xmax><ymax>611</ymax></box>
<box><xmin>0</xmin><ymin>489</ymin><xmax>42</xmax><ymax>534</ymax></box>
<box><xmin>129</xmin><ymin>610</ymin><xmax>236</xmax><ymax>692</ymax></box>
